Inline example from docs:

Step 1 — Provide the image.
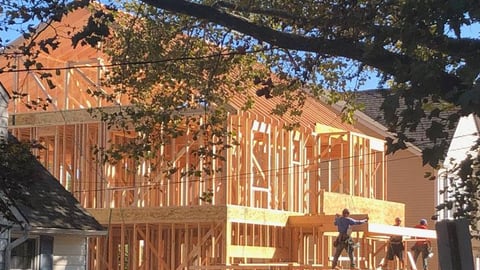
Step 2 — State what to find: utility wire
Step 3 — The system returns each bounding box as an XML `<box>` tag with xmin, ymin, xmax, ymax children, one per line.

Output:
<box><xmin>0</xmin><ymin>47</ymin><xmax>273</xmax><ymax>73</ymax></box>
<box><xmin>66</xmin><ymin>137</ymin><xmax>479</xmax><ymax>194</ymax></box>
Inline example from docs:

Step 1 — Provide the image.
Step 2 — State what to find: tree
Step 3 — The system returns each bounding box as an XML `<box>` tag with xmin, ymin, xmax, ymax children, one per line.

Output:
<box><xmin>0</xmin><ymin>139</ymin><xmax>40</xmax><ymax>222</ymax></box>
<box><xmin>1</xmin><ymin>0</ymin><xmax>480</xmax><ymax>226</ymax></box>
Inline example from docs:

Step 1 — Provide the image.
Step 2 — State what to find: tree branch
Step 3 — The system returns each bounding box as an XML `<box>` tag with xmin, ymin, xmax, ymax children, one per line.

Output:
<box><xmin>140</xmin><ymin>0</ymin><xmax>465</xmax><ymax>97</ymax></box>
<box><xmin>141</xmin><ymin>1</ymin><xmax>405</xmax><ymax>70</ymax></box>
<box><xmin>214</xmin><ymin>1</ymin><xmax>480</xmax><ymax>59</ymax></box>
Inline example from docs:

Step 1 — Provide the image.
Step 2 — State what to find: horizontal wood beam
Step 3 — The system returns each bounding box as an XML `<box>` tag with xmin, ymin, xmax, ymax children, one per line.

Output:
<box><xmin>9</xmin><ymin>106</ymin><xmax>229</xmax><ymax>127</ymax></box>
<box><xmin>287</xmin><ymin>214</ymin><xmax>368</xmax><ymax>231</ymax></box>
<box><xmin>10</xmin><ymin>108</ymin><xmax>97</xmax><ymax>126</ymax></box>
<box><xmin>88</xmin><ymin>205</ymin><xmax>301</xmax><ymax>226</ymax></box>
<box><xmin>228</xmin><ymin>245</ymin><xmax>289</xmax><ymax>259</ymax></box>
<box><xmin>322</xmin><ymin>192</ymin><xmax>405</xmax><ymax>225</ymax></box>
<box><xmin>88</xmin><ymin>205</ymin><xmax>228</xmax><ymax>224</ymax></box>
<box><xmin>227</xmin><ymin>205</ymin><xmax>301</xmax><ymax>226</ymax></box>
<box><xmin>287</xmin><ymin>215</ymin><xmax>436</xmax><ymax>239</ymax></box>
<box><xmin>367</xmin><ymin>223</ymin><xmax>437</xmax><ymax>239</ymax></box>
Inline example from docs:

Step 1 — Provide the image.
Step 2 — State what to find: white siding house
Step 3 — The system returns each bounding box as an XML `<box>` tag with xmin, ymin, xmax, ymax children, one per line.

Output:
<box><xmin>437</xmin><ymin>114</ymin><xmax>480</xmax><ymax>220</ymax></box>
<box><xmin>52</xmin><ymin>236</ymin><xmax>88</xmax><ymax>270</ymax></box>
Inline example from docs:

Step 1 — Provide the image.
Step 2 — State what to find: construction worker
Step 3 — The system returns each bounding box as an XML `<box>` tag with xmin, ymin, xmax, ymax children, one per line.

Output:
<box><xmin>331</xmin><ymin>208</ymin><xmax>368</xmax><ymax>270</ymax></box>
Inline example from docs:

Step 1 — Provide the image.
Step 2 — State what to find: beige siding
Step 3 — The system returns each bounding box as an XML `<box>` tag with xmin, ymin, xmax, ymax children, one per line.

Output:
<box><xmin>53</xmin><ymin>236</ymin><xmax>86</xmax><ymax>270</ymax></box>
<box><xmin>386</xmin><ymin>149</ymin><xmax>436</xmax><ymax>227</ymax></box>
<box><xmin>354</xmin><ymin>122</ymin><xmax>439</xmax><ymax>270</ymax></box>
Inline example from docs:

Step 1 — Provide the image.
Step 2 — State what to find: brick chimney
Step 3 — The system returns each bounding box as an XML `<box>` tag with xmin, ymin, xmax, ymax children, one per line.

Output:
<box><xmin>0</xmin><ymin>82</ymin><xmax>9</xmax><ymax>143</ymax></box>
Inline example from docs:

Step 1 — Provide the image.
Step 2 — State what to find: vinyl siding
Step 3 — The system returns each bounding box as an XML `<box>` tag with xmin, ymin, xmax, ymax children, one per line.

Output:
<box><xmin>354</xmin><ymin>121</ymin><xmax>439</xmax><ymax>270</ymax></box>
<box><xmin>53</xmin><ymin>236</ymin><xmax>86</xmax><ymax>270</ymax></box>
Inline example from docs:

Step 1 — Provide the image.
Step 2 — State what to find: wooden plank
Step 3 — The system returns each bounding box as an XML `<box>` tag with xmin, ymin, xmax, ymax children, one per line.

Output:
<box><xmin>366</xmin><ymin>223</ymin><xmax>437</xmax><ymax>239</ymax></box>
<box><xmin>120</xmin><ymin>223</ymin><xmax>125</xmax><ymax>270</ymax></box>
<box><xmin>89</xmin><ymin>206</ymin><xmax>227</xmax><ymax>224</ymax></box>
<box><xmin>133</xmin><ymin>224</ymin><xmax>137</xmax><ymax>269</ymax></box>
<box><xmin>322</xmin><ymin>192</ymin><xmax>404</xmax><ymax>224</ymax></box>
<box><xmin>407</xmin><ymin>251</ymin><xmax>418</xmax><ymax>270</ymax></box>
<box><xmin>9</xmin><ymin>106</ymin><xmax>208</xmax><ymax>127</ymax></box>
<box><xmin>224</xmin><ymin>221</ymin><xmax>231</xmax><ymax>264</ymax></box>
<box><xmin>89</xmin><ymin>205</ymin><xmax>301</xmax><ymax>226</ymax></box>
<box><xmin>287</xmin><ymin>215</ymin><xmax>436</xmax><ymax>239</ymax></box>
<box><xmin>227</xmin><ymin>205</ymin><xmax>301</xmax><ymax>226</ymax></box>
<box><xmin>170</xmin><ymin>224</ymin><xmax>175</xmax><ymax>270</ymax></box>
<box><xmin>145</xmin><ymin>224</ymin><xmax>150</xmax><ymax>270</ymax></box>
<box><xmin>9</xmin><ymin>109</ymin><xmax>97</xmax><ymax>126</ymax></box>
<box><xmin>228</xmin><ymin>245</ymin><xmax>289</xmax><ymax>259</ymax></box>
<box><xmin>287</xmin><ymin>214</ymin><xmax>368</xmax><ymax>231</ymax></box>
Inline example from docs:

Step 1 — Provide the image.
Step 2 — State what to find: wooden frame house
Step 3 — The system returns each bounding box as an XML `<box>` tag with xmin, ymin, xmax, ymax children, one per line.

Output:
<box><xmin>0</xmin><ymin>7</ymin><xmax>437</xmax><ymax>270</ymax></box>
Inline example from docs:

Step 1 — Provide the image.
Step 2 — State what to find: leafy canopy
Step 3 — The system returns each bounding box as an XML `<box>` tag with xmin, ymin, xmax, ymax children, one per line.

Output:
<box><xmin>1</xmin><ymin>0</ymin><xmax>480</xmax><ymax>225</ymax></box>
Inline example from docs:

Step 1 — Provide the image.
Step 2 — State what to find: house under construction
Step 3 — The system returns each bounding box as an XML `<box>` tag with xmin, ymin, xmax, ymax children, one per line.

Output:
<box><xmin>0</xmin><ymin>7</ymin><xmax>436</xmax><ymax>270</ymax></box>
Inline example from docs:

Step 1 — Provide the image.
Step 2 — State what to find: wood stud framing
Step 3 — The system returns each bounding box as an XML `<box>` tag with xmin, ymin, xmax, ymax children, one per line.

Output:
<box><xmin>7</xmin><ymin>103</ymin><xmax>425</xmax><ymax>269</ymax></box>
<box><xmin>2</xmin><ymin>23</ymin><xmax>437</xmax><ymax>268</ymax></box>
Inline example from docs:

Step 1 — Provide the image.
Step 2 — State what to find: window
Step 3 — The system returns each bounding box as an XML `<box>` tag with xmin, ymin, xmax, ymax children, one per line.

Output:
<box><xmin>11</xmin><ymin>238</ymin><xmax>36</xmax><ymax>270</ymax></box>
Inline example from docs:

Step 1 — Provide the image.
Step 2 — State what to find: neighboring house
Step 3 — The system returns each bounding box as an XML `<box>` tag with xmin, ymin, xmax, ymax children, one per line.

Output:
<box><xmin>0</xmin><ymin>7</ymin><xmax>436</xmax><ymax>270</ymax></box>
<box><xmin>352</xmin><ymin>89</ymin><xmax>480</xmax><ymax>270</ymax></box>
<box><xmin>438</xmin><ymin>113</ymin><xmax>480</xmax><ymax>220</ymax></box>
<box><xmin>352</xmin><ymin>89</ymin><xmax>442</xmax><ymax>224</ymax></box>
<box><xmin>0</xmin><ymin>83</ymin><xmax>107</xmax><ymax>270</ymax></box>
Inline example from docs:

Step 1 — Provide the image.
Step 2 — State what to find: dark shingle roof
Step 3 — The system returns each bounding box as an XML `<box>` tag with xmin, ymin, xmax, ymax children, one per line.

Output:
<box><xmin>4</xmin><ymin>135</ymin><xmax>106</xmax><ymax>235</ymax></box>
<box><xmin>354</xmin><ymin>89</ymin><xmax>458</xmax><ymax>151</ymax></box>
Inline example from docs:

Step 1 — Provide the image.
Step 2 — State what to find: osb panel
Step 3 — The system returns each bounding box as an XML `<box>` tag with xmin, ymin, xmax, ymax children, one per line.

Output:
<box><xmin>89</xmin><ymin>205</ymin><xmax>301</xmax><ymax>226</ymax></box>
<box><xmin>227</xmin><ymin>205</ymin><xmax>301</xmax><ymax>226</ymax></box>
<box><xmin>322</xmin><ymin>191</ymin><xmax>404</xmax><ymax>225</ymax></box>
<box><xmin>88</xmin><ymin>205</ymin><xmax>228</xmax><ymax>224</ymax></box>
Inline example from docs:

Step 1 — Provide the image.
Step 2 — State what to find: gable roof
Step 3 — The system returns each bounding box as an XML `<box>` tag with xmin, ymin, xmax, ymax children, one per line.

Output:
<box><xmin>443</xmin><ymin>113</ymin><xmax>480</xmax><ymax>167</ymax></box>
<box><xmin>227</xmin><ymin>86</ymin><xmax>363</xmax><ymax>134</ymax></box>
<box><xmin>354</xmin><ymin>89</ymin><xmax>458</xmax><ymax>151</ymax></box>
<box><xmin>3</xmin><ymin>135</ymin><xmax>106</xmax><ymax>236</ymax></box>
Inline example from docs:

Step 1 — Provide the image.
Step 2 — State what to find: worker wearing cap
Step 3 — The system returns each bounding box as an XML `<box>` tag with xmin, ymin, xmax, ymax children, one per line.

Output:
<box><xmin>331</xmin><ymin>208</ymin><xmax>368</xmax><ymax>270</ymax></box>
<box><xmin>379</xmin><ymin>217</ymin><xmax>405</xmax><ymax>269</ymax></box>
<box><xmin>411</xmin><ymin>219</ymin><xmax>432</xmax><ymax>270</ymax></box>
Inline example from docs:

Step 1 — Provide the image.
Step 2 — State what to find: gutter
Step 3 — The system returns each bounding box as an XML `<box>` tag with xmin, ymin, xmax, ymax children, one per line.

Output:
<box><xmin>27</xmin><ymin>227</ymin><xmax>108</xmax><ymax>237</ymax></box>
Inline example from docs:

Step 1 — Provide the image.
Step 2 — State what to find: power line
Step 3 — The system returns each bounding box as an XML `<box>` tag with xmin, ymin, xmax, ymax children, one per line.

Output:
<box><xmin>65</xmin><ymin>136</ymin><xmax>479</xmax><ymax>194</ymax></box>
<box><xmin>1</xmin><ymin>47</ymin><xmax>272</xmax><ymax>73</ymax></box>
